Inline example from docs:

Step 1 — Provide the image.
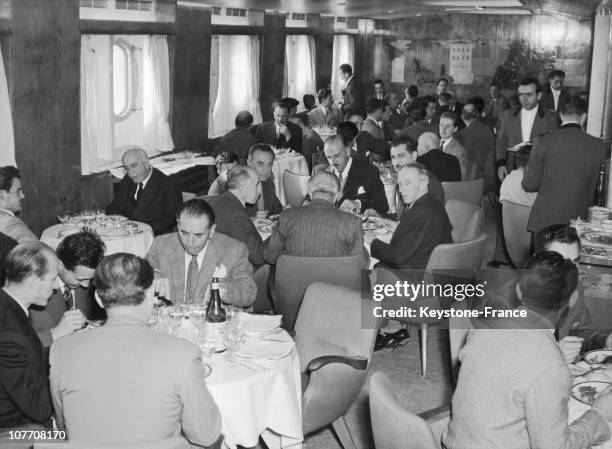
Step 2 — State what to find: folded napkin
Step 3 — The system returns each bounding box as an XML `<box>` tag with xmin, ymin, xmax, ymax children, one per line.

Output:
<box><xmin>240</xmin><ymin>313</ymin><xmax>282</xmax><ymax>333</ymax></box>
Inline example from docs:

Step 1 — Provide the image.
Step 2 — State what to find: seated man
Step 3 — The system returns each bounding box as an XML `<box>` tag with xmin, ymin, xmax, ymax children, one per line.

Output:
<box><xmin>443</xmin><ymin>251</ymin><xmax>612</xmax><ymax>449</ymax></box>
<box><xmin>246</xmin><ymin>143</ymin><xmax>283</xmax><ymax>218</ymax></box>
<box><xmin>290</xmin><ymin>116</ymin><xmax>324</xmax><ymax>173</ymax></box>
<box><xmin>106</xmin><ymin>148</ymin><xmax>182</xmax><ymax>236</ymax></box>
<box><xmin>264</xmin><ymin>171</ymin><xmax>366</xmax><ymax>264</ymax></box>
<box><xmin>30</xmin><ymin>231</ymin><xmax>106</xmax><ymax>347</ymax></box>
<box><xmin>386</xmin><ymin>92</ymin><xmax>409</xmax><ymax>135</ymax></box>
<box><xmin>308</xmin><ymin>88</ymin><xmax>342</xmax><ymax>129</ymax></box>
<box><xmin>499</xmin><ymin>147</ymin><xmax>537</xmax><ymax>207</ymax></box>
<box><xmin>254</xmin><ymin>101</ymin><xmax>303</xmax><ymax>154</ymax></box>
<box><xmin>439</xmin><ymin>111</ymin><xmax>469</xmax><ymax>180</ymax></box>
<box><xmin>367</xmin><ymin>164</ymin><xmax>451</xmax><ymax>269</ymax></box>
<box><xmin>208</xmin><ymin>151</ymin><xmax>239</xmax><ymax>196</ymax></box>
<box><xmin>0</xmin><ymin>166</ymin><xmax>38</xmax><ymax>243</ymax></box>
<box><xmin>214</xmin><ymin>110</ymin><xmax>257</xmax><ymax>163</ymax></box>
<box><xmin>207</xmin><ymin>166</ymin><xmax>268</xmax><ymax>270</ymax></box>
<box><xmin>400</xmin><ymin>108</ymin><xmax>431</xmax><ymax>143</ymax></box>
<box><xmin>416</xmin><ymin>132</ymin><xmax>461</xmax><ymax>182</ymax></box>
<box><xmin>362</xmin><ymin>98</ymin><xmax>386</xmax><ymax>141</ymax></box>
<box><xmin>323</xmin><ymin>134</ymin><xmax>388</xmax><ymax>216</ymax></box>
<box><xmin>0</xmin><ymin>243</ymin><xmax>56</xmax><ymax>435</ymax></box>
<box><xmin>50</xmin><ymin>253</ymin><xmax>221</xmax><ymax>447</ymax></box>
<box><xmin>147</xmin><ymin>199</ymin><xmax>256</xmax><ymax>306</ymax></box>
<box><xmin>344</xmin><ymin>113</ymin><xmax>390</xmax><ymax>162</ymax></box>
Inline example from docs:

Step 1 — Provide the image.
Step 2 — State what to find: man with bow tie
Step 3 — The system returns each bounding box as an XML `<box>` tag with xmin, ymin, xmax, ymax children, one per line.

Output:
<box><xmin>254</xmin><ymin>101</ymin><xmax>303</xmax><ymax>154</ymax></box>
<box><xmin>106</xmin><ymin>147</ymin><xmax>182</xmax><ymax>236</ymax></box>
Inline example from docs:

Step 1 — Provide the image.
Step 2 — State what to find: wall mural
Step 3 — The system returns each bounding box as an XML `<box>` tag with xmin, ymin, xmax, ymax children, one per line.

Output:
<box><xmin>493</xmin><ymin>39</ymin><xmax>556</xmax><ymax>90</ymax></box>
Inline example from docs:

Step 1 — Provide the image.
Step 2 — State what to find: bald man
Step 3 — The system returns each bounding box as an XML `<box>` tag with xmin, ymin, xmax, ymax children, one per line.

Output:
<box><xmin>416</xmin><ymin>132</ymin><xmax>461</xmax><ymax>182</ymax></box>
<box><xmin>106</xmin><ymin>148</ymin><xmax>181</xmax><ymax>235</ymax></box>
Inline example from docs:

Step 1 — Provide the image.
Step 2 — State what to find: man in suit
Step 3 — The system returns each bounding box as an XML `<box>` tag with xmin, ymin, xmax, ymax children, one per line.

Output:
<box><xmin>214</xmin><ymin>110</ymin><xmax>257</xmax><ymax>163</ymax></box>
<box><xmin>50</xmin><ymin>253</ymin><xmax>221</xmax><ymax>447</ymax></box>
<box><xmin>0</xmin><ymin>232</ymin><xmax>17</xmax><ymax>286</ymax></box>
<box><xmin>245</xmin><ymin>144</ymin><xmax>283</xmax><ymax>218</ymax></box>
<box><xmin>362</xmin><ymin>98</ymin><xmax>386</xmax><ymax>141</ymax></box>
<box><xmin>0</xmin><ymin>166</ymin><xmax>38</xmax><ymax>243</ymax></box>
<box><xmin>323</xmin><ymin>134</ymin><xmax>388</xmax><ymax>216</ymax></box>
<box><xmin>106</xmin><ymin>148</ymin><xmax>182</xmax><ymax>236</ymax></box>
<box><xmin>387</xmin><ymin>92</ymin><xmax>409</xmax><ymax>135</ymax></box>
<box><xmin>435</xmin><ymin>78</ymin><xmax>449</xmax><ymax>98</ymax></box>
<box><xmin>343</xmin><ymin>114</ymin><xmax>390</xmax><ymax>162</ymax></box>
<box><xmin>401</xmin><ymin>84</ymin><xmax>422</xmax><ymax>114</ymax></box>
<box><xmin>400</xmin><ymin>109</ymin><xmax>436</xmax><ymax>143</ymax></box>
<box><xmin>416</xmin><ymin>132</ymin><xmax>461</xmax><ymax>182</ymax></box>
<box><xmin>495</xmin><ymin>77</ymin><xmax>559</xmax><ymax>181</ymax></box>
<box><xmin>439</xmin><ymin>112</ymin><xmax>469</xmax><ymax>180</ymax></box>
<box><xmin>0</xmin><ymin>243</ymin><xmax>57</xmax><ymax>435</ymax></box>
<box><xmin>30</xmin><ymin>231</ymin><xmax>106</xmax><ymax>347</ymax></box>
<box><xmin>291</xmin><ymin>115</ymin><xmax>324</xmax><ymax>173</ymax></box>
<box><xmin>265</xmin><ymin>171</ymin><xmax>366</xmax><ymax>264</ymax></box>
<box><xmin>254</xmin><ymin>101</ymin><xmax>303</xmax><ymax>154</ymax></box>
<box><xmin>541</xmin><ymin>69</ymin><xmax>569</xmax><ymax>113</ymax></box>
<box><xmin>373</xmin><ymin>79</ymin><xmax>386</xmax><ymax>100</ymax></box>
<box><xmin>147</xmin><ymin>199</ymin><xmax>256</xmax><ymax>307</ymax></box>
<box><xmin>339</xmin><ymin>63</ymin><xmax>364</xmax><ymax>115</ymax></box>
<box><xmin>308</xmin><ymin>88</ymin><xmax>342</xmax><ymax>129</ymax></box>
<box><xmin>522</xmin><ymin>96</ymin><xmax>606</xmax><ymax>233</ymax></box>
<box><xmin>366</xmin><ymin>164</ymin><xmax>452</xmax><ymax>270</ymax></box>
<box><xmin>437</xmin><ymin>92</ymin><xmax>452</xmax><ymax>116</ymax></box>
<box><xmin>485</xmin><ymin>82</ymin><xmax>510</xmax><ymax>129</ymax></box>
<box><xmin>457</xmin><ymin>102</ymin><xmax>496</xmax><ymax>179</ymax></box>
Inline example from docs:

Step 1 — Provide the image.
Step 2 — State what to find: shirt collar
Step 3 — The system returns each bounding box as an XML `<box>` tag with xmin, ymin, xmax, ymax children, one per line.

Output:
<box><xmin>334</xmin><ymin>157</ymin><xmax>353</xmax><ymax>181</ymax></box>
<box><xmin>141</xmin><ymin>169</ymin><xmax>153</xmax><ymax>189</ymax></box>
<box><xmin>0</xmin><ymin>208</ymin><xmax>15</xmax><ymax>216</ymax></box>
<box><xmin>184</xmin><ymin>241</ymin><xmax>209</xmax><ymax>271</ymax></box>
<box><xmin>521</xmin><ymin>106</ymin><xmax>538</xmax><ymax>117</ymax></box>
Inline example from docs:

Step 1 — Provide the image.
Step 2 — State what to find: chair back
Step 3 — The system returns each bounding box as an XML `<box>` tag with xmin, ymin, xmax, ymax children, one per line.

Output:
<box><xmin>445</xmin><ymin>199</ymin><xmax>483</xmax><ymax>243</ymax></box>
<box><xmin>275</xmin><ymin>254</ymin><xmax>363</xmax><ymax>331</ymax></box>
<box><xmin>464</xmin><ymin>160</ymin><xmax>478</xmax><ymax>181</ymax></box>
<box><xmin>34</xmin><ymin>438</ymin><xmax>191</xmax><ymax>449</ymax></box>
<box><xmin>426</xmin><ymin>233</ymin><xmax>487</xmax><ymax>274</ymax></box>
<box><xmin>283</xmin><ymin>170</ymin><xmax>311</xmax><ymax>208</ymax></box>
<box><xmin>441</xmin><ymin>179</ymin><xmax>484</xmax><ymax>206</ymax></box>
<box><xmin>369</xmin><ymin>372</ymin><xmax>442</xmax><ymax>449</ymax></box>
<box><xmin>501</xmin><ymin>200</ymin><xmax>532</xmax><ymax>269</ymax></box>
<box><xmin>295</xmin><ymin>282</ymin><xmax>377</xmax><ymax>434</ymax></box>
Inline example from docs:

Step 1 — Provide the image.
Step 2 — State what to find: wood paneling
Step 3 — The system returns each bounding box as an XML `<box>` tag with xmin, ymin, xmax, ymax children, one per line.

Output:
<box><xmin>11</xmin><ymin>0</ymin><xmax>80</xmax><ymax>235</ymax></box>
<box><xmin>260</xmin><ymin>12</ymin><xmax>286</xmax><ymax>121</ymax></box>
<box><xmin>172</xmin><ymin>5</ymin><xmax>211</xmax><ymax>151</ymax></box>
<box><xmin>315</xmin><ymin>16</ymin><xmax>334</xmax><ymax>91</ymax></box>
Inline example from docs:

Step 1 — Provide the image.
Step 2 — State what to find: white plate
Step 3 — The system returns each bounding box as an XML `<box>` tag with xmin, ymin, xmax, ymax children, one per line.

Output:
<box><xmin>584</xmin><ymin>349</ymin><xmax>612</xmax><ymax>365</ymax></box>
<box><xmin>237</xmin><ymin>339</ymin><xmax>293</xmax><ymax>360</ymax></box>
<box><xmin>572</xmin><ymin>381</ymin><xmax>610</xmax><ymax>405</ymax></box>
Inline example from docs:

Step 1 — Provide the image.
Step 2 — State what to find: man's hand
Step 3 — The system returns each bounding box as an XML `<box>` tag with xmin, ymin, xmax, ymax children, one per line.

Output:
<box><xmin>51</xmin><ymin>310</ymin><xmax>86</xmax><ymax>341</ymax></box>
<box><xmin>153</xmin><ymin>276</ymin><xmax>172</xmax><ymax>302</ymax></box>
<box><xmin>559</xmin><ymin>336</ymin><xmax>584</xmax><ymax>364</ymax></box>
<box><xmin>593</xmin><ymin>384</ymin><xmax>612</xmax><ymax>422</ymax></box>
<box><xmin>497</xmin><ymin>166</ymin><xmax>508</xmax><ymax>181</ymax></box>
<box><xmin>364</xmin><ymin>209</ymin><xmax>382</xmax><ymax>218</ymax></box>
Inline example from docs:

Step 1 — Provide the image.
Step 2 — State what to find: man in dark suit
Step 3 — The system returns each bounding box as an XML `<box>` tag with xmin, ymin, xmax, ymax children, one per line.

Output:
<box><xmin>214</xmin><ymin>111</ymin><xmax>257</xmax><ymax>163</ymax></box>
<box><xmin>540</xmin><ymin>69</ymin><xmax>569</xmax><ymax>113</ymax></box>
<box><xmin>0</xmin><ymin>242</ymin><xmax>56</xmax><ymax>435</ymax></box>
<box><xmin>264</xmin><ymin>171</ymin><xmax>366</xmax><ymax>264</ymax></box>
<box><xmin>373</xmin><ymin>79</ymin><xmax>386</xmax><ymax>100</ymax></box>
<box><xmin>362</xmin><ymin>98</ymin><xmax>385</xmax><ymax>141</ymax></box>
<box><xmin>387</xmin><ymin>92</ymin><xmax>409</xmax><ymax>136</ymax></box>
<box><xmin>457</xmin><ymin>102</ymin><xmax>496</xmax><ymax>179</ymax></box>
<box><xmin>30</xmin><ymin>231</ymin><xmax>106</xmax><ymax>347</ymax></box>
<box><xmin>495</xmin><ymin>77</ymin><xmax>558</xmax><ymax>181</ymax></box>
<box><xmin>207</xmin><ymin>166</ymin><xmax>268</xmax><ymax>270</ymax></box>
<box><xmin>522</xmin><ymin>96</ymin><xmax>606</xmax><ymax>233</ymax></box>
<box><xmin>246</xmin><ymin>144</ymin><xmax>283</xmax><ymax>218</ymax></box>
<box><xmin>339</xmin><ymin>63</ymin><xmax>364</xmax><ymax>115</ymax></box>
<box><xmin>106</xmin><ymin>148</ymin><xmax>182</xmax><ymax>235</ymax></box>
<box><xmin>416</xmin><ymin>132</ymin><xmax>461</xmax><ymax>182</ymax></box>
<box><xmin>323</xmin><ymin>135</ymin><xmax>388</xmax><ymax>216</ymax></box>
<box><xmin>0</xmin><ymin>232</ymin><xmax>17</xmax><ymax>286</ymax></box>
<box><xmin>485</xmin><ymin>82</ymin><xmax>510</xmax><ymax>129</ymax></box>
<box><xmin>400</xmin><ymin>109</ymin><xmax>437</xmax><ymax>143</ymax></box>
<box><xmin>254</xmin><ymin>101</ymin><xmax>303</xmax><ymax>154</ymax></box>
<box><xmin>367</xmin><ymin>164</ymin><xmax>452</xmax><ymax>270</ymax></box>
<box><xmin>343</xmin><ymin>114</ymin><xmax>390</xmax><ymax>162</ymax></box>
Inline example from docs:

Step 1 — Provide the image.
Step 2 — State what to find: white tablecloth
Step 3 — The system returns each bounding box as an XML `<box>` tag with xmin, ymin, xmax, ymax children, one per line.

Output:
<box><xmin>273</xmin><ymin>155</ymin><xmax>309</xmax><ymax>206</ymax></box>
<box><xmin>108</xmin><ymin>152</ymin><xmax>215</xmax><ymax>178</ymax></box>
<box><xmin>207</xmin><ymin>333</ymin><xmax>303</xmax><ymax>449</ymax></box>
<box><xmin>41</xmin><ymin>222</ymin><xmax>154</xmax><ymax>258</ymax></box>
<box><xmin>364</xmin><ymin>228</ymin><xmax>394</xmax><ymax>270</ymax></box>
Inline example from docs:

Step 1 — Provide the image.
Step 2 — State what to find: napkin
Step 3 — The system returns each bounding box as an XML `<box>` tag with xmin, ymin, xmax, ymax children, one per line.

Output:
<box><xmin>240</xmin><ymin>313</ymin><xmax>282</xmax><ymax>333</ymax></box>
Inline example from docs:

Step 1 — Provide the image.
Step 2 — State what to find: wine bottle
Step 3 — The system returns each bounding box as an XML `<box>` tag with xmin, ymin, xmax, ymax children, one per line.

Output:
<box><xmin>594</xmin><ymin>163</ymin><xmax>607</xmax><ymax>207</ymax></box>
<box><xmin>205</xmin><ymin>278</ymin><xmax>226</xmax><ymax>323</ymax></box>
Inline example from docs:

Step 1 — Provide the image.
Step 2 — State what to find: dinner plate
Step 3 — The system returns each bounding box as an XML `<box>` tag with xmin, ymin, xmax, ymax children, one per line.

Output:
<box><xmin>571</xmin><ymin>381</ymin><xmax>610</xmax><ymax>405</ymax></box>
<box><xmin>584</xmin><ymin>349</ymin><xmax>612</xmax><ymax>365</ymax></box>
<box><xmin>582</xmin><ymin>231</ymin><xmax>612</xmax><ymax>246</ymax></box>
<box><xmin>237</xmin><ymin>339</ymin><xmax>293</xmax><ymax>360</ymax></box>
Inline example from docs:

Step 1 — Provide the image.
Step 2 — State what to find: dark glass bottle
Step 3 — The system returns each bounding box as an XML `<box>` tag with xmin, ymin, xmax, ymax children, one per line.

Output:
<box><xmin>205</xmin><ymin>278</ymin><xmax>226</xmax><ymax>323</ymax></box>
<box><xmin>594</xmin><ymin>163</ymin><xmax>607</xmax><ymax>207</ymax></box>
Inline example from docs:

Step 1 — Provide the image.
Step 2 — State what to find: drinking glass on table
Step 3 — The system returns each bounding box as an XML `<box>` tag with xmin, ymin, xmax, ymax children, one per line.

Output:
<box><xmin>224</xmin><ymin>320</ymin><xmax>244</xmax><ymax>362</ymax></box>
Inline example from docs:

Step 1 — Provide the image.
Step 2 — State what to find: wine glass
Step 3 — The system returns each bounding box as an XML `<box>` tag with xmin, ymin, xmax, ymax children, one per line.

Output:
<box><xmin>223</xmin><ymin>321</ymin><xmax>244</xmax><ymax>363</ymax></box>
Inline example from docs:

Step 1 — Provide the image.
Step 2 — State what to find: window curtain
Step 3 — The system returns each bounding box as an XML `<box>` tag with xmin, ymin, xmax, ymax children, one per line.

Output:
<box><xmin>143</xmin><ymin>35</ymin><xmax>174</xmax><ymax>153</ymax></box>
<box><xmin>247</xmin><ymin>36</ymin><xmax>262</xmax><ymax>124</ymax></box>
<box><xmin>331</xmin><ymin>35</ymin><xmax>355</xmax><ymax>103</ymax></box>
<box><xmin>283</xmin><ymin>35</ymin><xmax>316</xmax><ymax>109</ymax></box>
<box><xmin>209</xmin><ymin>35</ymin><xmax>220</xmax><ymax>136</ymax></box>
<box><xmin>0</xmin><ymin>46</ymin><xmax>15</xmax><ymax>166</ymax></box>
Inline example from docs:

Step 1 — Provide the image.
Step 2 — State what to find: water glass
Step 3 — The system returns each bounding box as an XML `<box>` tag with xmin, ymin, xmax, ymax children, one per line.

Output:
<box><xmin>224</xmin><ymin>322</ymin><xmax>244</xmax><ymax>362</ymax></box>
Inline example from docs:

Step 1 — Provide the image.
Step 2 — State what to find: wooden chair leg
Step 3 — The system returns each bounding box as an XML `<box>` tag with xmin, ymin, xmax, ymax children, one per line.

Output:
<box><xmin>420</xmin><ymin>323</ymin><xmax>428</xmax><ymax>377</ymax></box>
<box><xmin>331</xmin><ymin>416</ymin><xmax>358</xmax><ymax>449</ymax></box>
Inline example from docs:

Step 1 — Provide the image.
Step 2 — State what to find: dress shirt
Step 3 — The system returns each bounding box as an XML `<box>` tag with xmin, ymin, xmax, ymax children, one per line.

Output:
<box><xmin>183</xmin><ymin>242</ymin><xmax>209</xmax><ymax>299</ymax></box>
<box><xmin>520</xmin><ymin>107</ymin><xmax>538</xmax><ymax>143</ymax></box>
<box><xmin>57</xmin><ymin>279</ymin><xmax>73</xmax><ymax>307</ymax></box>
<box><xmin>552</xmin><ymin>89</ymin><xmax>561</xmax><ymax>111</ymax></box>
<box><xmin>133</xmin><ymin>170</ymin><xmax>153</xmax><ymax>200</ymax></box>
<box><xmin>0</xmin><ymin>208</ymin><xmax>14</xmax><ymax>217</ymax></box>
<box><xmin>332</xmin><ymin>158</ymin><xmax>353</xmax><ymax>191</ymax></box>
<box><xmin>319</xmin><ymin>104</ymin><xmax>328</xmax><ymax>117</ymax></box>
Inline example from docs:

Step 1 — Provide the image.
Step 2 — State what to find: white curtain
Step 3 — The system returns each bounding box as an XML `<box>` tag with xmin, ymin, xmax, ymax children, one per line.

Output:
<box><xmin>283</xmin><ymin>35</ymin><xmax>316</xmax><ymax>109</ymax></box>
<box><xmin>144</xmin><ymin>35</ymin><xmax>174</xmax><ymax>152</ymax></box>
<box><xmin>331</xmin><ymin>35</ymin><xmax>355</xmax><ymax>102</ymax></box>
<box><xmin>0</xmin><ymin>47</ymin><xmax>15</xmax><ymax>166</ymax></box>
<box><xmin>209</xmin><ymin>36</ymin><xmax>220</xmax><ymax>136</ymax></box>
<box><xmin>247</xmin><ymin>36</ymin><xmax>263</xmax><ymax>124</ymax></box>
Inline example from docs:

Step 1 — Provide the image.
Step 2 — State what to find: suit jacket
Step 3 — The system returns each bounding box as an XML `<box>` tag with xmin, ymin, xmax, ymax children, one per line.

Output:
<box><xmin>308</xmin><ymin>107</ymin><xmax>342</xmax><ymax>129</ymax></box>
<box><xmin>441</xmin><ymin>137</ymin><xmax>469</xmax><ymax>180</ymax></box>
<box><xmin>353</xmin><ymin>131</ymin><xmax>390</xmax><ymax>162</ymax></box>
<box><xmin>540</xmin><ymin>84</ymin><xmax>570</xmax><ymax>113</ymax></box>
<box><xmin>106</xmin><ymin>168</ymin><xmax>182</xmax><ymax>236</ymax></box>
<box><xmin>0</xmin><ymin>210</ymin><xmax>38</xmax><ymax>243</ymax></box>
<box><xmin>362</xmin><ymin>117</ymin><xmax>385</xmax><ymax>140</ymax></box>
<box><xmin>342</xmin><ymin>76</ymin><xmax>365</xmax><ymax>114</ymax></box>
<box><xmin>0</xmin><ymin>232</ymin><xmax>17</xmax><ymax>286</ymax></box>
<box><xmin>485</xmin><ymin>95</ymin><xmax>510</xmax><ymax>122</ymax></box>
<box><xmin>338</xmin><ymin>158</ymin><xmax>389</xmax><ymax>216</ymax></box>
<box><xmin>246</xmin><ymin>177</ymin><xmax>283</xmax><ymax>218</ymax></box>
<box><xmin>399</xmin><ymin>119</ymin><xmax>438</xmax><ymax>143</ymax></box>
<box><xmin>0</xmin><ymin>289</ymin><xmax>53</xmax><ymax>428</ymax></box>
<box><xmin>264</xmin><ymin>199</ymin><xmax>366</xmax><ymax>264</ymax></box>
<box><xmin>371</xmin><ymin>193</ymin><xmax>452</xmax><ymax>270</ymax></box>
<box><xmin>147</xmin><ymin>230</ymin><xmax>256</xmax><ymax>307</ymax></box>
<box><xmin>50</xmin><ymin>313</ymin><xmax>221</xmax><ymax>446</ymax></box>
<box><xmin>495</xmin><ymin>105</ymin><xmax>559</xmax><ymax>171</ymax></box>
<box><xmin>214</xmin><ymin>127</ymin><xmax>257</xmax><ymax>163</ymax></box>
<box><xmin>254</xmin><ymin>121</ymin><xmax>303</xmax><ymax>154</ymax></box>
<box><xmin>388</xmin><ymin>109</ymin><xmax>409</xmax><ymax>132</ymax></box>
<box><xmin>456</xmin><ymin>119</ymin><xmax>496</xmax><ymax>177</ymax></box>
<box><xmin>396</xmin><ymin>172</ymin><xmax>445</xmax><ymax>218</ymax></box>
<box><xmin>418</xmin><ymin>149</ymin><xmax>461</xmax><ymax>183</ymax></box>
<box><xmin>29</xmin><ymin>286</ymin><xmax>106</xmax><ymax>347</ymax></box>
<box><xmin>522</xmin><ymin>124</ymin><xmax>606</xmax><ymax>233</ymax></box>
<box><xmin>206</xmin><ymin>191</ymin><xmax>267</xmax><ymax>269</ymax></box>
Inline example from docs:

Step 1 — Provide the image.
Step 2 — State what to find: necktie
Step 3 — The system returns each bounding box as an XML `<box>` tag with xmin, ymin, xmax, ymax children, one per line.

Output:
<box><xmin>257</xmin><ymin>189</ymin><xmax>265</xmax><ymax>211</ymax></box>
<box><xmin>338</xmin><ymin>171</ymin><xmax>344</xmax><ymax>190</ymax></box>
<box><xmin>440</xmin><ymin>140</ymin><xmax>446</xmax><ymax>150</ymax></box>
<box><xmin>135</xmin><ymin>183</ymin><xmax>144</xmax><ymax>201</ymax></box>
<box><xmin>63</xmin><ymin>287</ymin><xmax>74</xmax><ymax>310</ymax></box>
<box><xmin>185</xmin><ymin>255</ymin><xmax>199</xmax><ymax>304</ymax></box>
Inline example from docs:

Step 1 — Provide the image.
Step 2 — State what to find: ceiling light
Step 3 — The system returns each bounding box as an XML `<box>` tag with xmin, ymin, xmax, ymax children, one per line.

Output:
<box><xmin>387</xmin><ymin>9</ymin><xmax>395</xmax><ymax>13</ymax></box>
<box><xmin>475</xmin><ymin>6</ymin><xmax>485</xmax><ymax>10</ymax></box>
